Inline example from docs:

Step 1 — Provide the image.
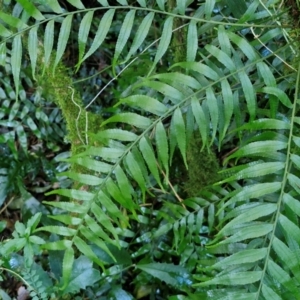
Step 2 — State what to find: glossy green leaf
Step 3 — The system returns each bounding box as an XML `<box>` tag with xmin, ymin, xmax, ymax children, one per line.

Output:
<box><xmin>218</xmin><ymin>25</ymin><xmax>231</xmax><ymax>56</ymax></box>
<box><xmin>226</xmin><ymin>0</ymin><xmax>247</xmax><ymax>18</ymax></box>
<box><xmin>272</xmin><ymin>236</ymin><xmax>300</xmax><ymax>278</ymax></box>
<box><xmin>206</xmin><ymin>87</ymin><xmax>218</xmax><ymax>143</ymax></box>
<box><xmin>204</xmin><ymin>0</ymin><xmax>215</xmax><ymax>19</ymax></box>
<box><xmin>43</xmin><ymin>201</ymin><xmax>88</xmax><ymax>214</ymax></box>
<box><xmin>191</xmin><ymin>97</ymin><xmax>208</xmax><ymax>147</ymax></box>
<box><xmin>287</xmin><ymin>173</ymin><xmax>300</xmax><ymax>194</ymax></box>
<box><xmin>220</xmin><ymin>79</ymin><xmax>233</xmax><ymax>139</ymax></box>
<box><xmin>283</xmin><ymin>193</ymin><xmax>300</xmax><ymax>218</ymax></box>
<box><xmin>149</xmin><ymin>17</ymin><xmax>173</xmax><ymax>75</ymax></box>
<box><xmin>46</xmin><ymin>189</ymin><xmax>94</xmax><ymax>201</ymax></box>
<box><xmin>43</xmin><ymin>19</ymin><xmax>54</xmax><ymax>71</ymax></box>
<box><xmin>218</xmin><ymin>203</ymin><xmax>277</xmax><ymax>237</ymax></box>
<box><xmin>36</xmin><ymin>225</ymin><xmax>77</xmax><ymax>236</ymax></box>
<box><xmin>156</xmin><ymin>0</ymin><xmax>165</xmax><ymax>10</ymax></box>
<box><xmin>105</xmin><ymin>177</ymin><xmax>132</xmax><ymax>210</ymax></box>
<box><xmin>92</xmin><ymin>129</ymin><xmax>137</xmax><ymax>142</ymax></box>
<box><xmin>49</xmin><ymin>215</ymin><xmax>82</xmax><ymax>226</ymax></box>
<box><xmin>141</xmin><ymin>80</ymin><xmax>183</xmax><ymax>103</ymax></box>
<box><xmin>290</xmin><ymin>154</ymin><xmax>300</xmax><ymax>169</ymax></box>
<box><xmin>78</xmin><ymin>11</ymin><xmax>94</xmax><ymax>69</ymax></box>
<box><xmin>218</xmin><ymin>162</ymin><xmax>285</xmax><ymax>184</ymax></box>
<box><xmin>79</xmin><ymin>227</ymin><xmax>115</xmax><ymax>260</ymax></box>
<box><xmin>28</xmin><ymin>27</ymin><xmax>38</xmax><ymax>80</ymax></box>
<box><xmin>139</xmin><ymin>136</ymin><xmax>163</xmax><ymax>188</ymax></box>
<box><xmin>97</xmin><ymin>0</ymin><xmax>109</xmax><ymax>5</ymax></box>
<box><xmin>293</xmin><ymin>136</ymin><xmax>300</xmax><ymax>148</ymax></box>
<box><xmin>177</xmin><ymin>0</ymin><xmax>187</xmax><ymax>14</ymax></box>
<box><xmin>91</xmin><ymin>202</ymin><xmax>119</xmax><ymax>243</ymax></box>
<box><xmin>126</xmin><ymin>12</ymin><xmax>154</xmax><ymax>60</ymax></box>
<box><xmin>59</xmin><ymin>172</ymin><xmax>103</xmax><ymax>186</ymax></box>
<box><xmin>208</xmin><ymin>203</ymin><xmax>215</xmax><ymax>233</ymax></box>
<box><xmin>101</xmin><ymin>112</ymin><xmax>152</xmax><ymax>129</ymax></box>
<box><xmin>84</xmin><ymin>146</ymin><xmax>124</xmax><ymax>161</ymax></box>
<box><xmin>82</xmin><ymin>9</ymin><xmax>115</xmax><ymax>63</ymax></box>
<box><xmin>42</xmin><ymin>240</ymin><xmax>72</xmax><ymax>251</ymax></box>
<box><xmin>238</xmin><ymin>71</ymin><xmax>256</xmax><ymax>120</ymax></box>
<box><xmin>226</xmin><ymin>141</ymin><xmax>287</xmax><ymax>162</ymax></box>
<box><xmin>267</xmin><ymin>260</ymin><xmax>299</xmax><ymax>293</ymax></box>
<box><xmin>1</xmin><ymin>238</ymin><xmax>26</xmax><ymax>255</ymax></box>
<box><xmin>212</xmin><ymin>248</ymin><xmax>267</xmax><ymax>269</ymax></box>
<box><xmin>205</xmin><ymin>44</ymin><xmax>236</xmax><ymax>72</ymax></box>
<box><xmin>98</xmin><ymin>190</ymin><xmax>127</xmax><ymax>225</ymax></box>
<box><xmin>257</xmin><ymin>62</ymin><xmax>276</xmax><ymax>86</ymax></box>
<box><xmin>219</xmin><ymin>223</ymin><xmax>273</xmax><ymax>245</ymax></box>
<box><xmin>74</xmin><ymin>236</ymin><xmax>104</xmax><ymax>270</ymax></box>
<box><xmin>0</xmin><ymin>42</ymin><xmax>6</xmax><ymax>65</ymax></box>
<box><xmin>27</xmin><ymin>213</ymin><xmax>42</xmax><ymax>232</ymax></box>
<box><xmin>16</xmin><ymin>125</ymin><xmax>27</xmax><ymax>153</ymax></box>
<box><xmin>125</xmin><ymin>151</ymin><xmax>146</xmax><ymax>199</ymax></box>
<box><xmin>67</xmin><ymin>0</ymin><xmax>85</xmax><ymax>9</ymax></box>
<box><xmin>171</xmin><ymin>61</ymin><xmax>219</xmax><ymax>81</ymax></box>
<box><xmin>172</xmin><ymin>108</ymin><xmax>187</xmax><ymax>168</ymax></box>
<box><xmin>11</xmin><ymin>35</ymin><xmax>22</xmax><ymax>100</ymax></box>
<box><xmin>118</xmin><ymin>95</ymin><xmax>168</xmax><ymax>116</ymax></box>
<box><xmin>0</xmin><ymin>12</ymin><xmax>26</xmax><ymax>29</ymax></box>
<box><xmin>155</xmin><ymin>121</ymin><xmax>169</xmax><ymax>178</ymax></box>
<box><xmin>187</xmin><ymin>19</ymin><xmax>197</xmax><ymax>61</ymax></box>
<box><xmin>279</xmin><ymin>214</ymin><xmax>300</xmax><ymax>245</ymax></box>
<box><xmin>196</xmin><ymin>271</ymin><xmax>262</xmax><ymax>286</ymax></box>
<box><xmin>116</xmin><ymin>0</ymin><xmax>128</xmax><ymax>4</ymax></box>
<box><xmin>259</xmin><ymin>62</ymin><xmax>278</xmax><ymax>117</ymax></box>
<box><xmin>137</xmin><ymin>0</ymin><xmax>146</xmax><ymax>7</ymax></box>
<box><xmin>238</xmin><ymin>118</ymin><xmax>290</xmax><ymax>131</ymax></box>
<box><xmin>63</xmin><ymin>256</ymin><xmax>101</xmax><ymax>294</ymax></box>
<box><xmin>216</xmin><ymin>293</ymin><xmax>257</xmax><ymax>300</ymax></box>
<box><xmin>54</xmin><ymin>15</ymin><xmax>73</xmax><ymax>71</ymax></box>
<box><xmin>9</xmin><ymin>101</ymin><xmax>20</xmax><ymax>121</ymax></box>
<box><xmin>16</xmin><ymin>0</ymin><xmax>45</xmax><ymax>20</ymax></box>
<box><xmin>132</xmin><ymin>146</ymin><xmax>149</xmax><ymax>185</ymax></box>
<box><xmin>45</xmin><ymin>0</ymin><xmax>63</xmax><ymax>13</ymax></box>
<box><xmin>114</xmin><ymin>165</ymin><xmax>133</xmax><ymax>203</ymax></box>
<box><xmin>227</xmin><ymin>32</ymin><xmax>258</xmax><ymax>61</ymax></box>
<box><xmin>262</xmin><ymin>284</ymin><xmax>281</xmax><ymax>300</ymax></box>
<box><xmin>151</xmin><ymin>72</ymin><xmax>201</xmax><ymax>89</ymax></box>
<box><xmin>221</xmin><ymin>182</ymin><xmax>281</xmax><ymax>210</ymax></box>
<box><xmin>70</xmin><ymin>156</ymin><xmax>112</xmax><ymax>173</ymax></box>
<box><xmin>114</xmin><ymin>10</ymin><xmax>135</xmax><ymax>63</ymax></box>
<box><xmin>169</xmin><ymin>113</ymin><xmax>178</xmax><ymax>165</ymax></box>
<box><xmin>60</xmin><ymin>247</ymin><xmax>74</xmax><ymax>290</ymax></box>
<box><xmin>261</xmin><ymin>87</ymin><xmax>293</xmax><ymax>108</ymax></box>
<box><xmin>84</xmin><ymin>215</ymin><xmax>116</xmax><ymax>246</ymax></box>
<box><xmin>136</xmin><ymin>263</ymin><xmax>190</xmax><ymax>287</ymax></box>
<box><xmin>0</xmin><ymin>23</ymin><xmax>11</xmax><ymax>37</ymax></box>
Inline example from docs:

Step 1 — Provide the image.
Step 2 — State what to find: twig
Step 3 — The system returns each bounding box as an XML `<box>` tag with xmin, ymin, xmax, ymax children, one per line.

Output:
<box><xmin>0</xmin><ymin>196</ymin><xmax>15</xmax><ymax>215</ymax></box>
<box><xmin>157</xmin><ymin>163</ymin><xmax>186</xmax><ymax>209</ymax></box>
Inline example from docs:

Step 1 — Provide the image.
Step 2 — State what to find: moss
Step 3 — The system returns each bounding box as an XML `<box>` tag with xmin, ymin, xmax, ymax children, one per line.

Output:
<box><xmin>36</xmin><ymin>56</ymin><xmax>102</xmax><ymax>174</ymax></box>
<box><xmin>183</xmin><ymin>133</ymin><xmax>220</xmax><ymax>197</ymax></box>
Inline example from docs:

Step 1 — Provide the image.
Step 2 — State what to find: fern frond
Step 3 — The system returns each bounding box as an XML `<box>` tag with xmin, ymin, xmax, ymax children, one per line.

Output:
<box><xmin>194</xmin><ymin>61</ymin><xmax>300</xmax><ymax>298</ymax></box>
<box><xmin>2</xmin><ymin>1</ymin><xmax>299</xmax><ymax>297</ymax></box>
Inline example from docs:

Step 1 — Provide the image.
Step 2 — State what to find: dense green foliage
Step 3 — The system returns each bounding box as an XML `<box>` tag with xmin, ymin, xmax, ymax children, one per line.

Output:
<box><xmin>1</xmin><ymin>0</ymin><xmax>300</xmax><ymax>299</ymax></box>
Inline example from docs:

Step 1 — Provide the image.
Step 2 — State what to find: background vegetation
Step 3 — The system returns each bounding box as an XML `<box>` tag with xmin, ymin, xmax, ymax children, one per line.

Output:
<box><xmin>0</xmin><ymin>0</ymin><xmax>300</xmax><ymax>299</ymax></box>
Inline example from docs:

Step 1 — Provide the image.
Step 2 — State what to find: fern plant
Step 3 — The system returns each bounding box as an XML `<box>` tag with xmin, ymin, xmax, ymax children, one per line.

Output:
<box><xmin>0</xmin><ymin>47</ymin><xmax>67</xmax><ymax>209</ymax></box>
<box><xmin>1</xmin><ymin>0</ymin><xmax>300</xmax><ymax>298</ymax></box>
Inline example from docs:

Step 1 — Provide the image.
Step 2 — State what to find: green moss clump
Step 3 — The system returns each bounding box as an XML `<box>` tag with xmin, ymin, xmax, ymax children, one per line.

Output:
<box><xmin>36</xmin><ymin>57</ymin><xmax>102</xmax><ymax>174</ymax></box>
<box><xmin>184</xmin><ymin>133</ymin><xmax>220</xmax><ymax>197</ymax></box>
